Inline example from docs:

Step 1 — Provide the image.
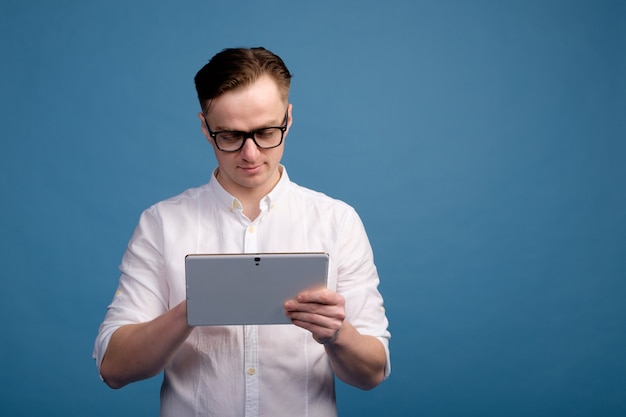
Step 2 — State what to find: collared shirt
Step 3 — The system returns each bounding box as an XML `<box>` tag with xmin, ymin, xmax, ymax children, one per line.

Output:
<box><xmin>93</xmin><ymin>166</ymin><xmax>390</xmax><ymax>417</ymax></box>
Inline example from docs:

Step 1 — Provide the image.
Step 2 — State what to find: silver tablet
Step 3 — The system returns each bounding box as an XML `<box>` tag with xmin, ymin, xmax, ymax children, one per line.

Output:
<box><xmin>185</xmin><ymin>252</ymin><xmax>329</xmax><ymax>326</ymax></box>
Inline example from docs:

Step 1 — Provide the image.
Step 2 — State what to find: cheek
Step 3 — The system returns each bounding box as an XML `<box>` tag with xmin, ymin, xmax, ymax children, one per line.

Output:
<box><xmin>269</xmin><ymin>146</ymin><xmax>285</xmax><ymax>164</ymax></box>
<box><xmin>213</xmin><ymin>148</ymin><xmax>233</xmax><ymax>168</ymax></box>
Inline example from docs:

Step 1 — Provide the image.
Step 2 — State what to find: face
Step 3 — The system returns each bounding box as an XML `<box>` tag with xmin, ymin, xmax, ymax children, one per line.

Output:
<box><xmin>199</xmin><ymin>74</ymin><xmax>293</xmax><ymax>200</ymax></box>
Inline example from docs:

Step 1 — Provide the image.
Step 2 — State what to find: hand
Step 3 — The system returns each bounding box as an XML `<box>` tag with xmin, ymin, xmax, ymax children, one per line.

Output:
<box><xmin>284</xmin><ymin>287</ymin><xmax>346</xmax><ymax>344</ymax></box>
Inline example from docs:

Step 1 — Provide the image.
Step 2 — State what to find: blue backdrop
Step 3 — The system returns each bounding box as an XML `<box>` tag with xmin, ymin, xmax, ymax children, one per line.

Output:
<box><xmin>1</xmin><ymin>1</ymin><xmax>625</xmax><ymax>416</ymax></box>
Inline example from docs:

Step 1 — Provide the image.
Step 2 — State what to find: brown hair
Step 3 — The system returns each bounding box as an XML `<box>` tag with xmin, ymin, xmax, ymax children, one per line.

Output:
<box><xmin>194</xmin><ymin>47</ymin><xmax>292</xmax><ymax>114</ymax></box>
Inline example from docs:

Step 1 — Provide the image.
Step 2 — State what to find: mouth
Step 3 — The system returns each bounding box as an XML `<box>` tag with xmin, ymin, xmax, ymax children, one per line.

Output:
<box><xmin>239</xmin><ymin>164</ymin><xmax>262</xmax><ymax>174</ymax></box>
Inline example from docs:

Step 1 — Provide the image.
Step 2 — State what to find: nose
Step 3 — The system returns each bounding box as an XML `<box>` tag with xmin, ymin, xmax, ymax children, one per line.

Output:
<box><xmin>239</xmin><ymin>135</ymin><xmax>260</xmax><ymax>160</ymax></box>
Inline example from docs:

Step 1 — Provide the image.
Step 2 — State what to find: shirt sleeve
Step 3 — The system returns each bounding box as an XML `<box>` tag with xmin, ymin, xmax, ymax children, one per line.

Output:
<box><xmin>335</xmin><ymin>207</ymin><xmax>392</xmax><ymax>378</ymax></box>
<box><xmin>92</xmin><ymin>205</ymin><xmax>170</xmax><ymax>370</ymax></box>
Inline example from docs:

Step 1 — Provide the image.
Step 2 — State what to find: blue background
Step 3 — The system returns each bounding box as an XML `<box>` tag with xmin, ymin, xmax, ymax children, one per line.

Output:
<box><xmin>1</xmin><ymin>1</ymin><xmax>625</xmax><ymax>416</ymax></box>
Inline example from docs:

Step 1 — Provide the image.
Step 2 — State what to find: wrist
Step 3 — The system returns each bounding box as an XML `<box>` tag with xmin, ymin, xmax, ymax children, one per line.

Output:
<box><xmin>313</xmin><ymin>325</ymin><xmax>342</xmax><ymax>345</ymax></box>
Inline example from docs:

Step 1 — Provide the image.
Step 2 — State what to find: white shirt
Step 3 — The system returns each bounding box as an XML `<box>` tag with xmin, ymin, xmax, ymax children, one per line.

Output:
<box><xmin>93</xmin><ymin>166</ymin><xmax>390</xmax><ymax>417</ymax></box>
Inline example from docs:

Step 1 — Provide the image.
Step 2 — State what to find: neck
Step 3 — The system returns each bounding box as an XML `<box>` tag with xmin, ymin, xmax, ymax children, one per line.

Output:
<box><xmin>215</xmin><ymin>166</ymin><xmax>282</xmax><ymax>221</ymax></box>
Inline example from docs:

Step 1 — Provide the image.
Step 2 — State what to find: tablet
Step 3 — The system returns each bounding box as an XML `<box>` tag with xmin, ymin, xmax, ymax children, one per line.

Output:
<box><xmin>185</xmin><ymin>252</ymin><xmax>329</xmax><ymax>326</ymax></box>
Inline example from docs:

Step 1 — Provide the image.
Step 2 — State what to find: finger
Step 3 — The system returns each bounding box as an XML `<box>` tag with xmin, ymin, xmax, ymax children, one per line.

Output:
<box><xmin>289</xmin><ymin>316</ymin><xmax>343</xmax><ymax>344</ymax></box>
<box><xmin>285</xmin><ymin>301</ymin><xmax>345</xmax><ymax>320</ymax></box>
<box><xmin>287</xmin><ymin>309</ymin><xmax>339</xmax><ymax>325</ymax></box>
<box><xmin>286</xmin><ymin>304</ymin><xmax>346</xmax><ymax>332</ymax></box>
<box><xmin>297</xmin><ymin>288</ymin><xmax>343</xmax><ymax>306</ymax></box>
<box><xmin>290</xmin><ymin>315</ymin><xmax>339</xmax><ymax>335</ymax></box>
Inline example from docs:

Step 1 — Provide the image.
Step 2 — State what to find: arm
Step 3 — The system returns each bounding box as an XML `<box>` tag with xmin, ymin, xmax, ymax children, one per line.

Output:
<box><xmin>284</xmin><ymin>288</ymin><xmax>387</xmax><ymax>390</ymax></box>
<box><xmin>99</xmin><ymin>300</ymin><xmax>194</xmax><ymax>389</ymax></box>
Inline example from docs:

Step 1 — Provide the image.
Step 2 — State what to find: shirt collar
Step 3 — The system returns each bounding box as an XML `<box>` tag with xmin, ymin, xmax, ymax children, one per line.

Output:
<box><xmin>208</xmin><ymin>165</ymin><xmax>290</xmax><ymax>214</ymax></box>
<box><xmin>264</xmin><ymin>165</ymin><xmax>289</xmax><ymax>211</ymax></box>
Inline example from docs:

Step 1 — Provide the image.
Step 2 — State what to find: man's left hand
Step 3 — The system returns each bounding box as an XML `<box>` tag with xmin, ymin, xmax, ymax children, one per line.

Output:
<box><xmin>284</xmin><ymin>287</ymin><xmax>345</xmax><ymax>344</ymax></box>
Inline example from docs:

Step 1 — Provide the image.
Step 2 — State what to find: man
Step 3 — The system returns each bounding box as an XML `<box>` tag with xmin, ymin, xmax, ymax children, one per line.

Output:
<box><xmin>93</xmin><ymin>47</ymin><xmax>390</xmax><ymax>416</ymax></box>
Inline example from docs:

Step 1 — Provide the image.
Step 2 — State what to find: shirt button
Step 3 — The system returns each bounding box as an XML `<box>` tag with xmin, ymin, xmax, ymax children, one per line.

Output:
<box><xmin>248</xmin><ymin>226</ymin><xmax>255</xmax><ymax>233</ymax></box>
<box><xmin>247</xmin><ymin>367</ymin><xmax>256</xmax><ymax>376</ymax></box>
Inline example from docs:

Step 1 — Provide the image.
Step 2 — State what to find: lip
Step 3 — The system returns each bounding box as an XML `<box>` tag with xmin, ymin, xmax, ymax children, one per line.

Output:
<box><xmin>239</xmin><ymin>165</ymin><xmax>262</xmax><ymax>174</ymax></box>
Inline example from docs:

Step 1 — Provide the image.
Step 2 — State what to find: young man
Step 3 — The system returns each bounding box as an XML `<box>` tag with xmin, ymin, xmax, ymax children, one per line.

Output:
<box><xmin>93</xmin><ymin>47</ymin><xmax>390</xmax><ymax>416</ymax></box>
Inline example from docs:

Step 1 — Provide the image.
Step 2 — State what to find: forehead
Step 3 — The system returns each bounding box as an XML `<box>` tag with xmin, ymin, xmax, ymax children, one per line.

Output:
<box><xmin>207</xmin><ymin>75</ymin><xmax>287</xmax><ymax>129</ymax></box>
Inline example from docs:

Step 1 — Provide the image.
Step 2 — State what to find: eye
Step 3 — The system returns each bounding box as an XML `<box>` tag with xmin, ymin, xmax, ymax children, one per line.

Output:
<box><xmin>218</xmin><ymin>132</ymin><xmax>243</xmax><ymax>142</ymax></box>
<box><xmin>255</xmin><ymin>128</ymin><xmax>277</xmax><ymax>140</ymax></box>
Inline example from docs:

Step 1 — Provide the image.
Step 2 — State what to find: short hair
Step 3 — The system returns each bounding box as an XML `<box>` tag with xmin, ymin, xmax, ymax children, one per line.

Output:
<box><xmin>194</xmin><ymin>47</ymin><xmax>292</xmax><ymax>114</ymax></box>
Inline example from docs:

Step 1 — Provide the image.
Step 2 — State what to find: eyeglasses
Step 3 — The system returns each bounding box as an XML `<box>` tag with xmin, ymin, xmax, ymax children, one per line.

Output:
<box><xmin>204</xmin><ymin>110</ymin><xmax>289</xmax><ymax>152</ymax></box>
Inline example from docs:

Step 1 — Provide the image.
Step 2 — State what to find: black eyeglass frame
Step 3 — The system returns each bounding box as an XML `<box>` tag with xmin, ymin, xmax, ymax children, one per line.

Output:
<box><xmin>204</xmin><ymin>110</ymin><xmax>289</xmax><ymax>152</ymax></box>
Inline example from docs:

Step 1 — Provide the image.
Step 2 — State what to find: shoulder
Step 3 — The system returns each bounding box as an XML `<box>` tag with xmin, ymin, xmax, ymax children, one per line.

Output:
<box><xmin>285</xmin><ymin>180</ymin><xmax>359</xmax><ymax>218</ymax></box>
<box><xmin>142</xmin><ymin>183</ymin><xmax>212</xmax><ymax>220</ymax></box>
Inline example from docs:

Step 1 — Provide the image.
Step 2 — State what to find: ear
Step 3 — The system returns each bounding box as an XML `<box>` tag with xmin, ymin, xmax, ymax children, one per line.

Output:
<box><xmin>285</xmin><ymin>103</ymin><xmax>293</xmax><ymax>134</ymax></box>
<box><xmin>198</xmin><ymin>112</ymin><xmax>212</xmax><ymax>143</ymax></box>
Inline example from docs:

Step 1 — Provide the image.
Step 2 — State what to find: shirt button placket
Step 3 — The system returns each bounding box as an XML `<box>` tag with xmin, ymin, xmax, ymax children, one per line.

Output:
<box><xmin>244</xmin><ymin>223</ymin><xmax>258</xmax><ymax>253</ymax></box>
